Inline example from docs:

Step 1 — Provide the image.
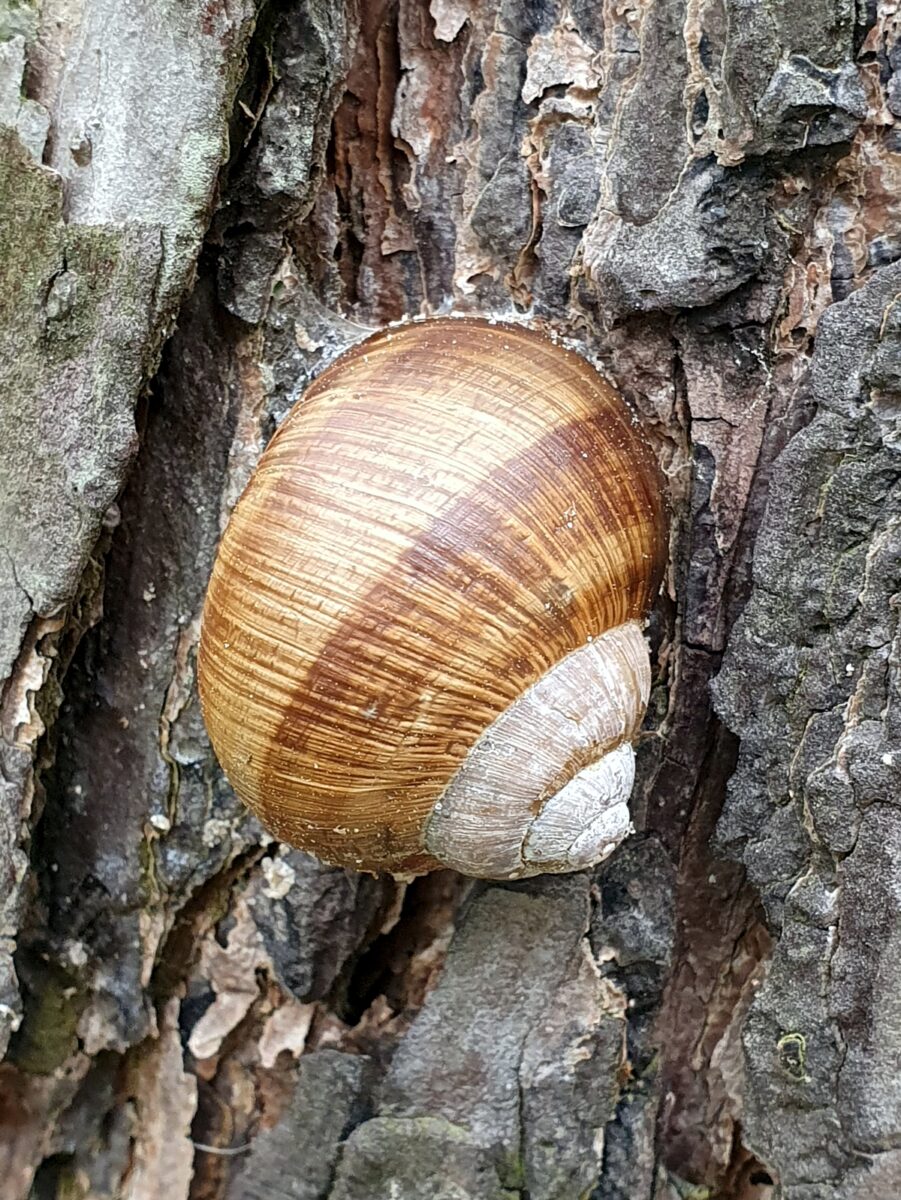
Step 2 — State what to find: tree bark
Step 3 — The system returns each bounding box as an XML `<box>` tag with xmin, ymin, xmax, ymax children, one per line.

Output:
<box><xmin>1</xmin><ymin>2</ymin><xmax>899</xmax><ymax>1198</ymax></box>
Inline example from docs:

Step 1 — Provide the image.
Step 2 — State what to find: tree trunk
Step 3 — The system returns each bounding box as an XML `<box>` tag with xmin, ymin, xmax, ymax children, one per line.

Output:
<box><xmin>1</xmin><ymin>2</ymin><xmax>899</xmax><ymax>1197</ymax></box>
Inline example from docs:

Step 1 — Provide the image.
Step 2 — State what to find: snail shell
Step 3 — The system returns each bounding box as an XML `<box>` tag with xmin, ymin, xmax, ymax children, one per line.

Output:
<box><xmin>198</xmin><ymin>317</ymin><xmax>667</xmax><ymax>878</ymax></box>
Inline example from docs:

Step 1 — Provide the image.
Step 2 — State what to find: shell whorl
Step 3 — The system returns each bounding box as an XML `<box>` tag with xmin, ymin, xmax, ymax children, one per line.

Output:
<box><xmin>198</xmin><ymin>317</ymin><xmax>667</xmax><ymax>877</ymax></box>
<box><xmin>423</xmin><ymin>620</ymin><xmax>649</xmax><ymax>877</ymax></box>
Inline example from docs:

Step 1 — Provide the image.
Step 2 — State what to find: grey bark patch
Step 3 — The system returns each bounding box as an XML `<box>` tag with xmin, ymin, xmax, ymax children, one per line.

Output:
<box><xmin>0</xmin><ymin>0</ymin><xmax>260</xmax><ymax>1052</ymax></box>
<box><xmin>0</xmin><ymin>0</ymin><xmax>260</xmax><ymax>656</ymax></box>
<box><xmin>714</xmin><ymin>260</ymin><xmax>901</xmax><ymax>1188</ymax></box>
<box><xmin>470</xmin><ymin>154</ymin><xmax>533</xmax><ymax>259</ymax></box>
<box><xmin>580</xmin><ymin>0</ymin><xmax>863</xmax><ymax>324</ymax></box>
<box><xmin>0</xmin><ymin>37</ymin><xmax>48</xmax><ymax>159</ymax></box>
<box><xmin>604</xmin><ymin>0</ymin><xmax>690</xmax><ymax>224</ymax></box>
<box><xmin>21</xmin><ymin>279</ymin><xmax>263</xmax><ymax>1056</ymax></box>
<box><xmin>231</xmin><ymin>1050</ymin><xmax>374</xmax><ymax>1200</ymax></box>
<box><xmin>247</xmin><ymin>848</ymin><xmax>386</xmax><ymax>1002</ymax></box>
<box><xmin>532</xmin><ymin>122</ymin><xmax>601</xmax><ymax>310</ymax></box>
<box><xmin>350</xmin><ymin>875</ymin><xmax>622</xmax><ymax>1198</ymax></box>
<box><xmin>699</xmin><ymin>0</ymin><xmax>862</xmax><ymax>160</ymax></box>
<box><xmin>0</xmin><ymin>739</ymin><xmax>30</xmax><ymax>1050</ymax></box>
<box><xmin>832</xmin><ymin>805</ymin><xmax>901</xmax><ymax>1147</ymax></box>
<box><xmin>43</xmin><ymin>0</ymin><xmax>258</xmax><ymax>311</ymax></box>
<box><xmin>226</xmin><ymin>1</ymin><xmax>349</xmax><ymax>226</ymax></box>
<box><xmin>329</xmin><ymin>1116</ymin><xmax>519</xmax><ymax>1200</ymax></box>
<box><xmin>0</xmin><ymin>128</ymin><xmax>150</xmax><ymax>637</ymax></box>
<box><xmin>584</xmin><ymin>160</ymin><xmax>769</xmax><ymax>318</ymax></box>
<box><xmin>0</xmin><ymin>127</ymin><xmax>155</xmax><ymax>1051</ymax></box>
<box><xmin>590</xmin><ymin>837</ymin><xmax>677</xmax><ymax>1198</ymax></box>
<box><xmin>218</xmin><ymin>231</ymin><xmax>286</xmax><ymax>325</ymax></box>
<box><xmin>215</xmin><ymin>0</ymin><xmax>354</xmax><ymax>324</ymax></box>
<box><xmin>752</xmin><ymin>56</ymin><xmax>866</xmax><ymax>152</ymax></box>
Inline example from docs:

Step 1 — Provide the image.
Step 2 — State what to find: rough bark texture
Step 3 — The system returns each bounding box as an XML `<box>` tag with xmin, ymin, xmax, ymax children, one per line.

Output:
<box><xmin>0</xmin><ymin>1</ymin><xmax>899</xmax><ymax>1198</ymax></box>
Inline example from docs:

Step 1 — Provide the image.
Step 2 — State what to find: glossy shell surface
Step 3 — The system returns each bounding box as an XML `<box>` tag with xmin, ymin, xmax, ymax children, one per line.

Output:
<box><xmin>198</xmin><ymin>318</ymin><xmax>667</xmax><ymax>873</ymax></box>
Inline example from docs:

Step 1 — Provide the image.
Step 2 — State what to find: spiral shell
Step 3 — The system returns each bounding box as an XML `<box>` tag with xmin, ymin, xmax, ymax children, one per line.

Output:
<box><xmin>198</xmin><ymin>317</ymin><xmax>667</xmax><ymax>878</ymax></box>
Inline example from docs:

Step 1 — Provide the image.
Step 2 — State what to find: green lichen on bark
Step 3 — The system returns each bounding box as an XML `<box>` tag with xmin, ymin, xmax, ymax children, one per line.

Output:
<box><xmin>6</xmin><ymin>957</ymin><xmax>85</xmax><ymax>1075</ymax></box>
<box><xmin>0</xmin><ymin>0</ymin><xmax>37</xmax><ymax>42</ymax></box>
